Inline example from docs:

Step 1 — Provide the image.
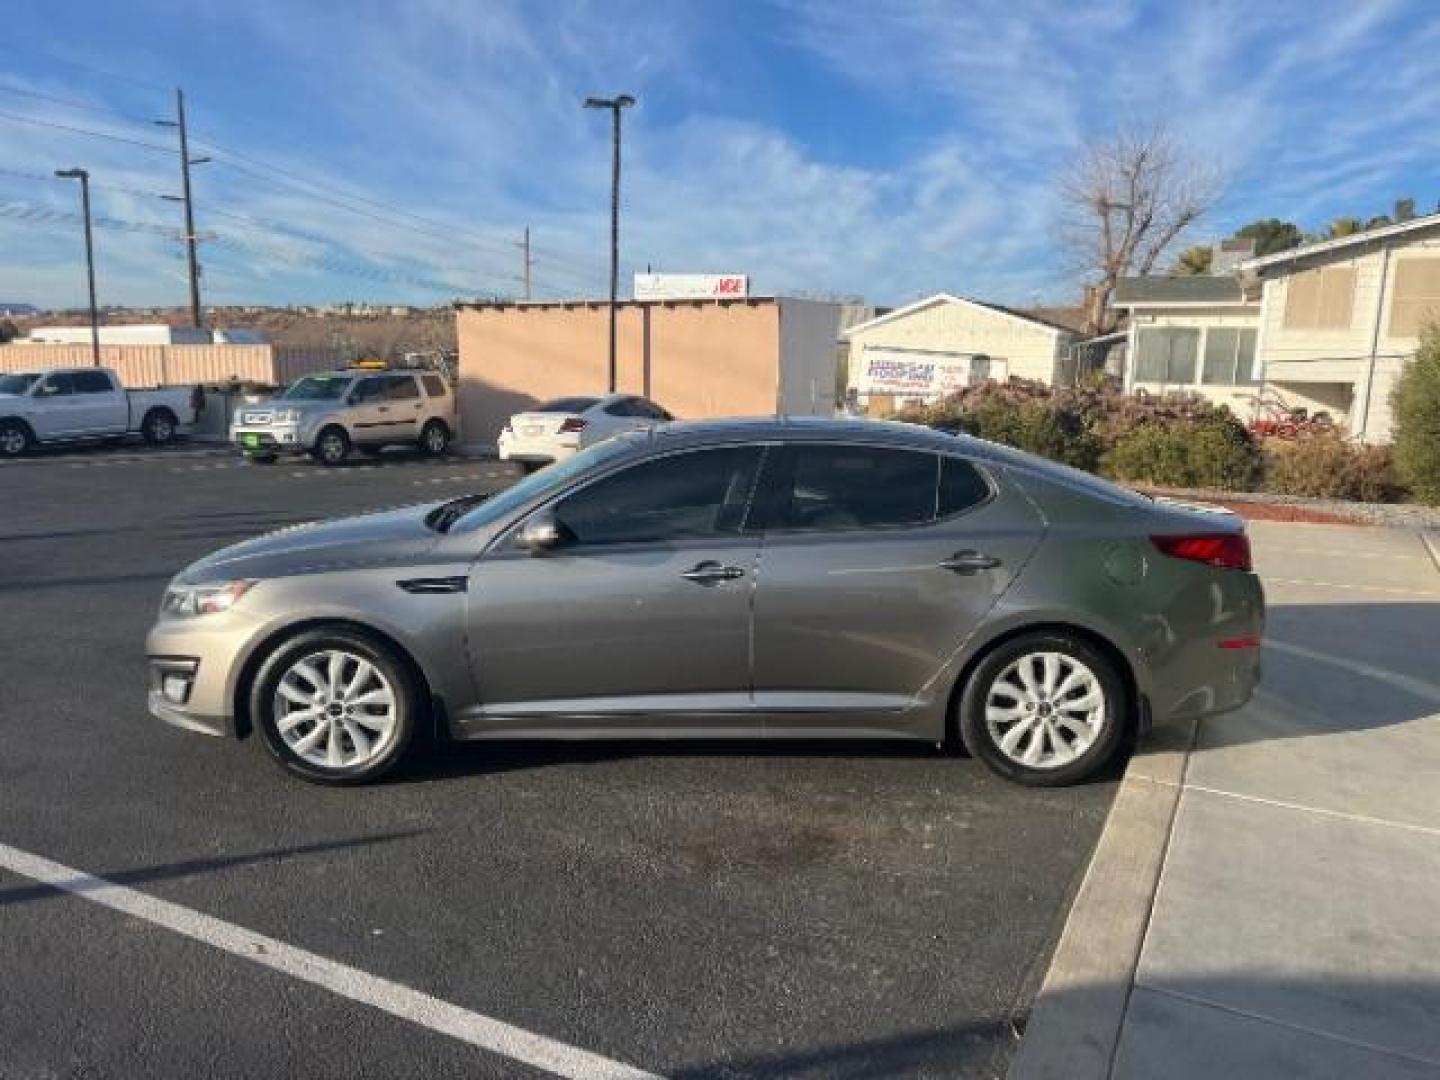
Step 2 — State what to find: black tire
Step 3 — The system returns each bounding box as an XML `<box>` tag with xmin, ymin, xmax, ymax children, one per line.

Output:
<box><xmin>141</xmin><ymin>408</ymin><xmax>178</xmax><ymax>446</ymax></box>
<box><xmin>957</xmin><ymin>631</ymin><xmax>1126</xmax><ymax>787</ymax></box>
<box><xmin>418</xmin><ymin>419</ymin><xmax>450</xmax><ymax>457</ymax></box>
<box><xmin>521</xmin><ymin>460</ymin><xmax>545</xmax><ymax>475</ymax></box>
<box><xmin>0</xmin><ymin>419</ymin><xmax>33</xmax><ymax>457</ymax></box>
<box><xmin>250</xmin><ymin>627</ymin><xmax>419</xmax><ymax>785</ymax></box>
<box><xmin>312</xmin><ymin>426</ymin><xmax>350</xmax><ymax>466</ymax></box>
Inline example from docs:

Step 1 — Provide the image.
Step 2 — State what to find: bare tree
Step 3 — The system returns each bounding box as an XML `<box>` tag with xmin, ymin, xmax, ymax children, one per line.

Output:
<box><xmin>1061</xmin><ymin>125</ymin><xmax>1220</xmax><ymax>335</ymax></box>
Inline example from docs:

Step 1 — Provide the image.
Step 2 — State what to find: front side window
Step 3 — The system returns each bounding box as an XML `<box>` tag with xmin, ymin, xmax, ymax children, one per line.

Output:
<box><xmin>0</xmin><ymin>373</ymin><xmax>39</xmax><ymax>395</ymax></box>
<box><xmin>349</xmin><ymin>377</ymin><xmax>387</xmax><ymax>404</ymax></box>
<box><xmin>282</xmin><ymin>375</ymin><xmax>351</xmax><ymax>401</ymax></box>
<box><xmin>421</xmin><ymin>374</ymin><xmax>446</xmax><ymax>397</ymax></box>
<box><xmin>771</xmin><ymin>445</ymin><xmax>940</xmax><ymax>530</ymax></box>
<box><xmin>1201</xmin><ymin>327</ymin><xmax>1259</xmax><ymax>385</ymax></box>
<box><xmin>551</xmin><ymin>447</ymin><xmax>764</xmax><ymax>547</ymax></box>
<box><xmin>36</xmin><ymin>373</ymin><xmax>75</xmax><ymax>397</ymax></box>
<box><xmin>1133</xmin><ymin>328</ymin><xmax>1200</xmax><ymax>383</ymax></box>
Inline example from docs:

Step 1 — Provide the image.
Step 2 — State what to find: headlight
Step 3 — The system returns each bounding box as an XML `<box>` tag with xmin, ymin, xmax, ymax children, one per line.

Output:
<box><xmin>161</xmin><ymin>579</ymin><xmax>257</xmax><ymax>617</ymax></box>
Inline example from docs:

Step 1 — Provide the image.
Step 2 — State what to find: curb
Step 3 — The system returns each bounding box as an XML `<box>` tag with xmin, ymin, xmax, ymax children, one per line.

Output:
<box><xmin>1006</xmin><ymin>718</ymin><xmax>1197</xmax><ymax>1080</ymax></box>
<box><xmin>1421</xmin><ymin>530</ymin><xmax>1440</xmax><ymax>575</ymax></box>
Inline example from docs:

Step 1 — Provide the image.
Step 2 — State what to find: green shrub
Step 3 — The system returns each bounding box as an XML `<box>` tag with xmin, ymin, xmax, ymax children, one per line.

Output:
<box><xmin>1265</xmin><ymin>434</ymin><xmax>1408</xmax><ymax>502</ymax></box>
<box><xmin>1392</xmin><ymin>327</ymin><xmax>1440</xmax><ymax>504</ymax></box>
<box><xmin>1101</xmin><ymin>416</ymin><xmax>1261</xmax><ymax>491</ymax></box>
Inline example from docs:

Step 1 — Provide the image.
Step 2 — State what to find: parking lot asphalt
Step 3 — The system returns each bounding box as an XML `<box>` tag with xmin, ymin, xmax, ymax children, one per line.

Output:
<box><xmin>0</xmin><ymin>440</ymin><xmax>1117</xmax><ymax>1079</ymax></box>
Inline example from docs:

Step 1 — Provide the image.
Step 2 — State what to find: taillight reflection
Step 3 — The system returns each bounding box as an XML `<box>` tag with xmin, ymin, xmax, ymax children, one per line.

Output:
<box><xmin>1151</xmin><ymin>533</ymin><xmax>1252</xmax><ymax>572</ymax></box>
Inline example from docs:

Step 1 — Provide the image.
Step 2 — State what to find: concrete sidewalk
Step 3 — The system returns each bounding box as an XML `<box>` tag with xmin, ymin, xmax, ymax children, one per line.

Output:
<box><xmin>1013</xmin><ymin>522</ymin><xmax>1440</xmax><ymax>1079</ymax></box>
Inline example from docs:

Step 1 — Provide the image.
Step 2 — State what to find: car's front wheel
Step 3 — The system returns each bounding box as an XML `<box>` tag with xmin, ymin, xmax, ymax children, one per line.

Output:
<box><xmin>312</xmin><ymin>426</ymin><xmax>350</xmax><ymax>466</ymax></box>
<box><xmin>0</xmin><ymin>419</ymin><xmax>33</xmax><ymax>457</ymax></box>
<box><xmin>958</xmin><ymin>632</ymin><xmax>1126</xmax><ymax>787</ymax></box>
<box><xmin>251</xmin><ymin>628</ymin><xmax>418</xmax><ymax>784</ymax></box>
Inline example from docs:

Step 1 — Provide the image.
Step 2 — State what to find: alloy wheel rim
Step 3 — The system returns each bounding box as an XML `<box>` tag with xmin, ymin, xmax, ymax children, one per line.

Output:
<box><xmin>426</xmin><ymin>425</ymin><xmax>445</xmax><ymax>452</ymax></box>
<box><xmin>1</xmin><ymin>429</ymin><xmax>23</xmax><ymax>454</ymax></box>
<box><xmin>984</xmin><ymin>651</ymin><xmax>1105</xmax><ymax>770</ymax></box>
<box><xmin>152</xmin><ymin>418</ymin><xmax>172</xmax><ymax>440</ymax></box>
<box><xmin>321</xmin><ymin>436</ymin><xmax>344</xmax><ymax>462</ymax></box>
<box><xmin>273</xmin><ymin>649</ymin><xmax>398</xmax><ymax>769</ymax></box>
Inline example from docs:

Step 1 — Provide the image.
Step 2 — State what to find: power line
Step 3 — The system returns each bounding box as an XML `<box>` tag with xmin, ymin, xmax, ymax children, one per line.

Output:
<box><xmin>0</xmin><ymin>109</ymin><xmax>177</xmax><ymax>154</ymax></box>
<box><xmin>0</xmin><ymin>84</ymin><xmax>157</xmax><ymax>127</ymax></box>
<box><xmin>20</xmin><ymin>52</ymin><xmax>169</xmax><ymax>93</ymax></box>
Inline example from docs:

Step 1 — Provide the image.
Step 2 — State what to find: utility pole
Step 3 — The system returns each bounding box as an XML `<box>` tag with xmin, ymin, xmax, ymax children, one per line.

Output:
<box><xmin>54</xmin><ymin>168</ymin><xmax>100</xmax><ymax>367</ymax></box>
<box><xmin>583</xmin><ymin>94</ymin><xmax>635</xmax><ymax>393</ymax></box>
<box><xmin>522</xmin><ymin>226</ymin><xmax>532</xmax><ymax>301</ymax></box>
<box><xmin>156</xmin><ymin>89</ymin><xmax>209</xmax><ymax>328</ymax></box>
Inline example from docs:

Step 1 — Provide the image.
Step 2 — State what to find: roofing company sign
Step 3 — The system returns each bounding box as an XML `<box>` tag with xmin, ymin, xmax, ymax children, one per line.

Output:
<box><xmin>633</xmin><ymin>273</ymin><xmax>749</xmax><ymax>301</ymax></box>
<box><xmin>855</xmin><ymin>349</ymin><xmax>988</xmax><ymax>396</ymax></box>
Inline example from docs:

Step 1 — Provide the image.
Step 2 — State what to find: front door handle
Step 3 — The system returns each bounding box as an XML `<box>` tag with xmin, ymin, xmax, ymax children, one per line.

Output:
<box><xmin>682</xmin><ymin>560</ymin><xmax>745</xmax><ymax>584</ymax></box>
<box><xmin>939</xmin><ymin>550</ymin><xmax>1002</xmax><ymax>574</ymax></box>
<box><xmin>376</xmin><ymin>405</ymin><xmax>390</xmax><ymax>413</ymax></box>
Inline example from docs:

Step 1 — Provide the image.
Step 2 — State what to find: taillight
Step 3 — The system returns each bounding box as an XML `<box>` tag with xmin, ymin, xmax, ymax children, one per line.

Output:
<box><xmin>1151</xmin><ymin>533</ymin><xmax>1252</xmax><ymax>571</ymax></box>
<box><xmin>558</xmin><ymin>417</ymin><xmax>588</xmax><ymax>433</ymax></box>
<box><xmin>501</xmin><ymin>421</ymin><xmax>512</xmax><ymax>434</ymax></box>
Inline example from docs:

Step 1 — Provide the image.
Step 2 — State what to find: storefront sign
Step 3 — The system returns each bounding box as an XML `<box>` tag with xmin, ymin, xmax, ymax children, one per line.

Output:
<box><xmin>633</xmin><ymin>273</ymin><xmax>749</xmax><ymax>300</ymax></box>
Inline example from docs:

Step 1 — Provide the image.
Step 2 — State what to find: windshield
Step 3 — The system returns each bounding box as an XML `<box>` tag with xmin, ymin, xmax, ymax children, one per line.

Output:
<box><xmin>282</xmin><ymin>374</ymin><xmax>353</xmax><ymax>401</ymax></box>
<box><xmin>0</xmin><ymin>373</ymin><xmax>39</xmax><ymax>395</ymax></box>
<box><xmin>447</xmin><ymin>434</ymin><xmax>641</xmax><ymax>532</ymax></box>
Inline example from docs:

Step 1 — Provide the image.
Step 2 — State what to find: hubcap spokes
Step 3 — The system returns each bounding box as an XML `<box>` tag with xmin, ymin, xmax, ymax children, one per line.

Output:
<box><xmin>985</xmin><ymin>652</ymin><xmax>1104</xmax><ymax>770</ymax></box>
<box><xmin>274</xmin><ymin>649</ymin><xmax>397</xmax><ymax>769</ymax></box>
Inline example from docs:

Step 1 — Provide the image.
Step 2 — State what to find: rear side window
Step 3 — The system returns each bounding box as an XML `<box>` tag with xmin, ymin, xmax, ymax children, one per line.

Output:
<box><xmin>536</xmin><ymin>396</ymin><xmax>599</xmax><ymax>413</ymax></box>
<box><xmin>772</xmin><ymin>445</ymin><xmax>939</xmax><ymax>530</ymax></box>
<box><xmin>603</xmin><ymin>398</ymin><xmax>639</xmax><ymax>417</ymax></box>
<box><xmin>72</xmin><ymin>370</ymin><xmax>114</xmax><ymax>393</ymax></box>
<box><xmin>421</xmin><ymin>374</ymin><xmax>446</xmax><ymax>397</ymax></box>
<box><xmin>939</xmin><ymin>456</ymin><xmax>991</xmax><ymax>516</ymax></box>
<box><xmin>385</xmin><ymin>375</ymin><xmax>419</xmax><ymax>401</ymax></box>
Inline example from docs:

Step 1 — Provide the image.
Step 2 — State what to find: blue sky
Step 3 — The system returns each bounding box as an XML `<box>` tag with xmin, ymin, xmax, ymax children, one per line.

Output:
<box><xmin>2</xmin><ymin>0</ymin><xmax>1438</xmax><ymax>311</ymax></box>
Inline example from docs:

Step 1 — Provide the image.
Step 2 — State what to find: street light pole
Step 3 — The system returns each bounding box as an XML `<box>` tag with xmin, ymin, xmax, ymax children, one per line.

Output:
<box><xmin>584</xmin><ymin>94</ymin><xmax>635</xmax><ymax>393</ymax></box>
<box><xmin>156</xmin><ymin>88</ymin><xmax>210</xmax><ymax>329</ymax></box>
<box><xmin>55</xmin><ymin>168</ymin><xmax>100</xmax><ymax>367</ymax></box>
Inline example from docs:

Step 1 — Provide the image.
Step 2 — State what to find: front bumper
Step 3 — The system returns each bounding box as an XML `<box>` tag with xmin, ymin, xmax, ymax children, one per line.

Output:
<box><xmin>145</xmin><ymin>615</ymin><xmax>259</xmax><ymax>739</ymax></box>
<box><xmin>232</xmin><ymin>424</ymin><xmax>307</xmax><ymax>455</ymax></box>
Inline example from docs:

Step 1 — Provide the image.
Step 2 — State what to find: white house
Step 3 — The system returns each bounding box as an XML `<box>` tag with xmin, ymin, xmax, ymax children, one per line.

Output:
<box><xmin>1116</xmin><ymin>214</ymin><xmax>1440</xmax><ymax>442</ymax></box>
<box><xmin>843</xmin><ymin>293</ymin><xmax>1079</xmax><ymax>415</ymax></box>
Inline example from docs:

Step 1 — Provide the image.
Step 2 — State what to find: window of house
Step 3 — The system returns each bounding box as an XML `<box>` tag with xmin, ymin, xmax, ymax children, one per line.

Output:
<box><xmin>1201</xmin><ymin>328</ymin><xmax>1259</xmax><ymax>385</ymax></box>
<box><xmin>1387</xmin><ymin>258</ymin><xmax>1440</xmax><ymax>338</ymax></box>
<box><xmin>1283</xmin><ymin>267</ymin><xmax>1356</xmax><ymax>330</ymax></box>
<box><xmin>1133</xmin><ymin>328</ymin><xmax>1200</xmax><ymax>383</ymax></box>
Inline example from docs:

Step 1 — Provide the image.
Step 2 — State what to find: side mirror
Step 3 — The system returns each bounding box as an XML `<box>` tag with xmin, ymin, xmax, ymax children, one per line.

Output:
<box><xmin>519</xmin><ymin>510</ymin><xmax>564</xmax><ymax>553</ymax></box>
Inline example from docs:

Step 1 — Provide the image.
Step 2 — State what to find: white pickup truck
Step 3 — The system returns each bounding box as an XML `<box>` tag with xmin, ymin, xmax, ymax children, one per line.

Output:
<box><xmin>0</xmin><ymin>367</ymin><xmax>194</xmax><ymax>457</ymax></box>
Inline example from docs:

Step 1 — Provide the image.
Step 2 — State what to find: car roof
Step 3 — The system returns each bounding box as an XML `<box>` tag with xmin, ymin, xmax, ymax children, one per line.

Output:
<box><xmin>647</xmin><ymin>415</ymin><xmax>960</xmax><ymax>451</ymax></box>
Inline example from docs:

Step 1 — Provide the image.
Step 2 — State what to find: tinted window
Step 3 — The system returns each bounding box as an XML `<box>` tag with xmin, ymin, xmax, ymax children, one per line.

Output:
<box><xmin>536</xmin><ymin>396</ymin><xmax>599</xmax><ymax>413</ymax></box>
<box><xmin>283</xmin><ymin>375</ymin><xmax>351</xmax><ymax>400</ymax></box>
<box><xmin>602</xmin><ymin>398</ymin><xmax>636</xmax><ymax>417</ymax></box>
<box><xmin>774</xmin><ymin>445</ymin><xmax>938</xmax><ymax>530</ymax></box>
<box><xmin>349</xmin><ymin>377</ymin><xmax>387</xmax><ymax>404</ymax></box>
<box><xmin>37</xmin><ymin>373</ymin><xmax>75</xmax><ymax>396</ymax></box>
<box><xmin>72</xmin><ymin>370</ymin><xmax>114</xmax><ymax>393</ymax></box>
<box><xmin>633</xmin><ymin>398</ymin><xmax>670</xmax><ymax>420</ymax></box>
<box><xmin>0</xmin><ymin>373</ymin><xmax>39</xmax><ymax>395</ymax></box>
<box><xmin>421</xmin><ymin>374</ymin><xmax>446</xmax><ymax>397</ymax></box>
<box><xmin>384</xmin><ymin>375</ymin><xmax>419</xmax><ymax>401</ymax></box>
<box><xmin>553</xmin><ymin>447</ymin><xmax>763</xmax><ymax>546</ymax></box>
<box><xmin>938</xmin><ymin>456</ymin><xmax>990</xmax><ymax>516</ymax></box>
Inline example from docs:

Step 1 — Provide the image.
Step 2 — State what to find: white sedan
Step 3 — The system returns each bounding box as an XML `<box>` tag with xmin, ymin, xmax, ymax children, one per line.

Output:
<box><xmin>498</xmin><ymin>393</ymin><xmax>673</xmax><ymax>470</ymax></box>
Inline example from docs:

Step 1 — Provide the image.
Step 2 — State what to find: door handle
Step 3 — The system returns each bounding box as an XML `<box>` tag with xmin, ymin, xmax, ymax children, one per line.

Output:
<box><xmin>939</xmin><ymin>550</ymin><xmax>1002</xmax><ymax>574</ymax></box>
<box><xmin>376</xmin><ymin>405</ymin><xmax>390</xmax><ymax>413</ymax></box>
<box><xmin>682</xmin><ymin>560</ymin><xmax>745</xmax><ymax>584</ymax></box>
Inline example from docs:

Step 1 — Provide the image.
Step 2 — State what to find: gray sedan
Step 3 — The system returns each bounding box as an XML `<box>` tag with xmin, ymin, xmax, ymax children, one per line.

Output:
<box><xmin>146</xmin><ymin>418</ymin><xmax>1263</xmax><ymax>786</ymax></box>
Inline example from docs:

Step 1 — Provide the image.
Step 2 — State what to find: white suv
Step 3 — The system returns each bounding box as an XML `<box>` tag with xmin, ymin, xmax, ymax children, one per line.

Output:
<box><xmin>232</xmin><ymin>369</ymin><xmax>456</xmax><ymax>466</ymax></box>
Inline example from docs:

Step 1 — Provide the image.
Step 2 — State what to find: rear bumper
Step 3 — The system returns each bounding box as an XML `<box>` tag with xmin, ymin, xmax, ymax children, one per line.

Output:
<box><xmin>498</xmin><ymin>430</ymin><xmax>580</xmax><ymax>464</ymax></box>
<box><xmin>1146</xmin><ymin>572</ymin><xmax>1265</xmax><ymax>726</ymax></box>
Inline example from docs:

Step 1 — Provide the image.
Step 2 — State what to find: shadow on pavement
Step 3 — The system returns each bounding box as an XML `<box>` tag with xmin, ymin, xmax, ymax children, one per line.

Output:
<box><xmin>0</xmin><ymin>829</ymin><xmax>426</xmax><ymax>908</ymax></box>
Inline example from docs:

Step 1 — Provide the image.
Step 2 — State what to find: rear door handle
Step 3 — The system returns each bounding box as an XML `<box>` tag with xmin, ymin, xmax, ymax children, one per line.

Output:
<box><xmin>939</xmin><ymin>550</ymin><xmax>1002</xmax><ymax>574</ymax></box>
<box><xmin>682</xmin><ymin>560</ymin><xmax>745</xmax><ymax>584</ymax></box>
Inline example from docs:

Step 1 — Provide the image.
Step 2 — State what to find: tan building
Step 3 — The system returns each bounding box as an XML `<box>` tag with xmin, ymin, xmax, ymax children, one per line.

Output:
<box><xmin>454</xmin><ymin>296</ymin><xmax>843</xmax><ymax>448</ymax></box>
<box><xmin>1116</xmin><ymin>214</ymin><xmax>1440</xmax><ymax>442</ymax></box>
<box><xmin>842</xmin><ymin>293</ymin><xmax>1079</xmax><ymax>415</ymax></box>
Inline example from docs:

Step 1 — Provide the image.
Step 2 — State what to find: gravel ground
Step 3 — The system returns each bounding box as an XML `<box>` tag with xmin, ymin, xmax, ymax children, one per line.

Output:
<box><xmin>1139</xmin><ymin>486</ymin><xmax>1440</xmax><ymax>529</ymax></box>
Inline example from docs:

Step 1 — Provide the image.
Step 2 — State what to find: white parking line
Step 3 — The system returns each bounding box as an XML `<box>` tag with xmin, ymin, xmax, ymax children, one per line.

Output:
<box><xmin>0</xmin><ymin>841</ymin><xmax>660</xmax><ymax>1080</ymax></box>
<box><xmin>1266</xmin><ymin>639</ymin><xmax>1440</xmax><ymax>704</ymax></box>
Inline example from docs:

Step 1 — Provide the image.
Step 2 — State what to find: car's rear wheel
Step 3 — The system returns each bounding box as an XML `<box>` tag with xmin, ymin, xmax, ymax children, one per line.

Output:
<box><xmin>251</xmin><ymin>628</ymin><xmax>418</xmax><ymax>784</ymax></box>
<box><xmin>312</xmin><ymin>426</ymin><xmax>350</xmax><ymax>466</ymax></box>
<box><xmin>419</xmin><ymin>419</ymin><xmax>450</xmax><ymax>457</ymax></box>
<box><xmin>141</xmin><ymin>408</ymin><xmax>178</xmax><ymax>445</ymax></box>
<box><xmin>958</xmin><ymin>632</ymin><xmax>1125</xmax><ymax>786</ymax></box>
<box><xmin>0</xmin><ymin>419</ymin><xmax>33</xmax><ymax>457</ymax></box>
